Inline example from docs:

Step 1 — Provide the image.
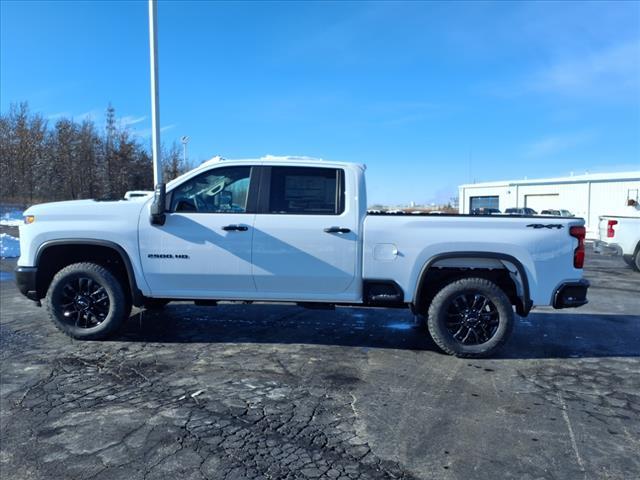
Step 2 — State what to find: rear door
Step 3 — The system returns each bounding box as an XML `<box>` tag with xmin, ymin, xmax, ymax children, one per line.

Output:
<box><xmin>598</xmin><ymin>216</ymin><xmax>610</xmax><ymax>241</ymax></box>
<box><xmin>251</xmin><ymin>165</ymin><xmax>360</xmax><ymax>300</ymax></box>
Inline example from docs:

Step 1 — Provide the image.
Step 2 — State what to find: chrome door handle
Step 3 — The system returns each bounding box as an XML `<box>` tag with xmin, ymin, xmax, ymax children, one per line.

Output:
<box><xmin>324</xmin><ymin>227</ymin><xmax>351</xmax><ymax>234</ymax></box>
<box><xmin>222</xmin><ymin>225</ymin><xmax>248</xmax><ymax>231</ymax></box>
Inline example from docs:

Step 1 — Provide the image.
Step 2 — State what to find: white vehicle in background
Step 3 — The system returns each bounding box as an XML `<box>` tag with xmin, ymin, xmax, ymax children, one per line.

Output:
<box><xmin>16</xmin><ymin>157</ymin><xmax>589</xmax><ymax>357</ymax></box>
<box><xmin>124</xmin><ymin>190</ymin><xmax>153</xmax><ymax>200</ymax></box>
<box><xmin>540</xmin><ymin>209</ymin><xmax>574</xmax><ymax>217</ymax></box>
<box><xmin>595</xmin><ymin>214</ymin><xmax>640</xmax><ymax>271</ymax></box>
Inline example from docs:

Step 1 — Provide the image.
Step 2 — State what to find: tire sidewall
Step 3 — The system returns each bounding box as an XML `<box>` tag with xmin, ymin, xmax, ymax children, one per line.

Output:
<box><xmin>428</xmin><ymin>279</ymin><xmax>514</xmax><ymax>357</ymax></box>
<box><xmin>46</xmin><ymin>263</ymin><xmax>128</xmax><ymax>340</ymax></box>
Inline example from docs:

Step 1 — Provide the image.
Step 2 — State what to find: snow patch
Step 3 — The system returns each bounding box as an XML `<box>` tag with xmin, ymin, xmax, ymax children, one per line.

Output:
<box><xmin>0</xmin><ymin>209</ymin><xmax>23</xmax><ymax>226</ymax></box>
<box><xmin>386</xmin><ymin>322</ymin><xmax>413</xmax><ymax>331</ymax></box>
<box><xmin>0</xmin><ymin>234</ymin><xmax>20</xmax><ymax>258</ymax></box>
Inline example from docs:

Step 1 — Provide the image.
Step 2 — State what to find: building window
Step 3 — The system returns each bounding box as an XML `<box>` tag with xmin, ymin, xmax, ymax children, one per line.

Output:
<box><xmin>470</xmin><ymin>196</ymin><xmax>499</xmax><ymax>211</ymax></box>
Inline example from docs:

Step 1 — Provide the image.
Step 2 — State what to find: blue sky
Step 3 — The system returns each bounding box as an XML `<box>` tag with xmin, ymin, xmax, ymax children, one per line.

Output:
<box><xmin>2</xmin><ymin>0</ymin><xmax>639</xmax><ymax>205</ymax></box>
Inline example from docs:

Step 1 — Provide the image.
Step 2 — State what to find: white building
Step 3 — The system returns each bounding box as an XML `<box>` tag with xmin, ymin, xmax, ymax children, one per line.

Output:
<box><xmin>458</xmin><ymin>171</ymin><xmax>640</xmax><ymax>236</ymax></box>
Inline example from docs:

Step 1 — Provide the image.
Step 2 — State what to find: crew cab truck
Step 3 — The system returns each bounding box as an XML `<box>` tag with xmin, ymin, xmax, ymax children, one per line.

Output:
<box><xmin>595</xmin><ymin>214</ymin><xmax>640</xmax><ymax>271</ymax></box>
<box><xmin>15</xmin><ymin>157</ymin><xmax>589</xmax><ymax>357</ymax></box>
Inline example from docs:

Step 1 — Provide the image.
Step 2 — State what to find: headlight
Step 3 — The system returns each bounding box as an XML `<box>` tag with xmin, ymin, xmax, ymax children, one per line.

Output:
<box><xmin>24</xmin><ymin>215</ymin><xmax>35</xmax><ymax>224</ymax></box>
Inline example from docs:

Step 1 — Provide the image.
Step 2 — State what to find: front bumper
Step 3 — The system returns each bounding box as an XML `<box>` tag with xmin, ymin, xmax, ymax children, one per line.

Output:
<box><xmin>593</xmin><ymin>240</ymin><xmax>623</xmax><ymax>256</ymax></box>
<box><xmin>553</xmin><ymin>279</ymin><xmax>589</xmax><ymax>309</ymax></box>
<box><xmin>15</xmin><ymin>266</ymin><xmax>39</xmax><ymax>301</ymax></box>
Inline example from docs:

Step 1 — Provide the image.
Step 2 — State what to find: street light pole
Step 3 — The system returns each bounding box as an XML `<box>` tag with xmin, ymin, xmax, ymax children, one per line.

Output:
<box><xmin>181</xmin><ymin>136</ymin><xmax>190</xmax><ymax>165</ymax></box>
<box><xmin>148</xmin><ymin>0</ymin><xmax>162</xmax><ymax>186</ymax></box>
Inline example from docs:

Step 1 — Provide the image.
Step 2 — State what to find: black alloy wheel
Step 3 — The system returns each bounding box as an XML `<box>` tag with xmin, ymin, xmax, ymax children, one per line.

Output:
<box><xmin>58</xmin><ymin>276</ymin><xmax>110</xmax><ymax>328</ymax></box>
<box><xmin>445</xmin><ymin>293</ymin><xmax>500</xmax><ymax>345</ymax></box>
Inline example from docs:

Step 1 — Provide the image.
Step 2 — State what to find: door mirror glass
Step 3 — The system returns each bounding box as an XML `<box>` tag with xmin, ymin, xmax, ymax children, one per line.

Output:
<box><xmin>150</xmin><ymin>183</ymin><xmax>167</xmax><ymax>225</ymax></box>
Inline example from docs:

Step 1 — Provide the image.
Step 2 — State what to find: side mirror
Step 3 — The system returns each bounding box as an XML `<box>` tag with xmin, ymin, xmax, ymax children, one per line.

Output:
<box><xmin>150</xmin><ymin>183</ymin><xmax>167</xmax><ymax>225</ymax></box>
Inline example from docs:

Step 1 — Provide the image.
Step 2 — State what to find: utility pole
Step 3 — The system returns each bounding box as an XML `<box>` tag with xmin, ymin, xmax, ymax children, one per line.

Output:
<box><xmin>148</xmin><ymin>0</ymin><xmax>162</xmax><ymax>186</ymax></box>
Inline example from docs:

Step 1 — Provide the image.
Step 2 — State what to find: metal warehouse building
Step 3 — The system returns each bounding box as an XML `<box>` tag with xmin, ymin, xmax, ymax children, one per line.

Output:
<box><xmin>458</xmin><ymin>171</ymin><xmax>640</xmax><ymax>236</ymax></box>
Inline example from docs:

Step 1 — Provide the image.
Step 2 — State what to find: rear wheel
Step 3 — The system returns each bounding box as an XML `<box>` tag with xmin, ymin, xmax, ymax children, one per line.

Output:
<box><xmin>427</xmin><ymin>277</ymin><xmax>514</xmax><ymax>358</ymax></box>
<box><xmin>46</xmin><ymin>262</ymin><xmax>131</xmax><ymax>340</ymax></box>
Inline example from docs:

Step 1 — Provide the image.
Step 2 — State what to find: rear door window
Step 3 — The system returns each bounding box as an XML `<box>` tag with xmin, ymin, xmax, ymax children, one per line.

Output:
<box><xmin>267</xmin><ymin>167</ymin><xmax>344</xmax><ymax>215</ymax></box>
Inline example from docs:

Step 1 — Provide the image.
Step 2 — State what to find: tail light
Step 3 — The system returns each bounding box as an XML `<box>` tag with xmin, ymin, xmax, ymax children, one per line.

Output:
<box><xmin>570</xmin><ymin>226</ymin><xmax>586</xmax><ymax>269</ymax></box>
<box><xmin>606</xmin><ymin>219</ymin><xmax>618</xmax><ymax>238</ymax></box>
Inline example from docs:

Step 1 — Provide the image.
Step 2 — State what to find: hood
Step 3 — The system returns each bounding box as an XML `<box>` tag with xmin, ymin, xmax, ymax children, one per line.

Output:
<box><xmin>24</xmin><ymin>198</ymin><xmax>149</xmax><ymax>221</ymax></box>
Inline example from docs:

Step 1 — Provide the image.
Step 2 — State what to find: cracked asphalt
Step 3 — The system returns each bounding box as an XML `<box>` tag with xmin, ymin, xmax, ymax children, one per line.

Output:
<box><xmin>1</xmin><ymin>249</ymin><xmax>639</xmax><ymax>479</ymax></box>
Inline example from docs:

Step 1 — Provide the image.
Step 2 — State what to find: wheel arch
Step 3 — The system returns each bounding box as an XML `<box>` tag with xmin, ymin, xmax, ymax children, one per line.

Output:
<box><xmin>35</xmin><ymin>239</ymin><xmax>143</xmax><ymax>306</ymax></box>
<box><xmin>412</xmin><ymin>251</ymin><xmax>532</xmax><ymax>317</ymax></box>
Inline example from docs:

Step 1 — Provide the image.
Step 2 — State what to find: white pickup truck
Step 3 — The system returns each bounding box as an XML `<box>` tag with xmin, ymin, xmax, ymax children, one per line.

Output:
<box><xmin>595</xmin><ymin>214</ymin><xmax>640</xmax><ymax>271</ymax></box>
<box><xmin>16</xmin><ymin>157</ymin><xmax>589</xmax><ymax>357</ymax></box>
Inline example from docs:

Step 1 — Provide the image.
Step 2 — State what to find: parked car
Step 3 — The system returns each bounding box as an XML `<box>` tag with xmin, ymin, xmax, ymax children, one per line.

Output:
<box><xmin>471</xmin><ymin>207</ymin><xmax>501</xmax><ymax>215</ymax></box>
<box><xmin>541</xmin><ymin>209</ymin><xmax>574</xmax><ymax>217</ymax></box>
<box><xmin>505</xmin><ymin>207</ymin><xmax>537</xmax><ymax>215</ymax></box>
<box><xmin>16</xmin><ymin>157</ymin><xmax>589</xmax><ymax>357</ymax></box>
<box><xmin>594</xmin><ymin>214</ymin><xmax>640</xmax><ymax>271</ymax></box>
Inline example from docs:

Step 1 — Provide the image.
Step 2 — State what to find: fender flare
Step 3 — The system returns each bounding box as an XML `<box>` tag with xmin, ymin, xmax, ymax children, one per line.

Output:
<box><xmin>413</xmin><ymin>251</ymin><xmax>532</xmax><ymax>316</ymax></box>
<box><xmin>36</xmin><ymin>239</ymin><xmax>144</xmax><ymax>306</ymax></box>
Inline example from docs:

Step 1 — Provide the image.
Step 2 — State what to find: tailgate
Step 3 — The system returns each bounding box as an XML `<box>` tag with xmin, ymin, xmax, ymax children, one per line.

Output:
<box><xmin>598</xmin><ymin>216</ymin><xmax>613</xmax><ymax>241</ymax></box>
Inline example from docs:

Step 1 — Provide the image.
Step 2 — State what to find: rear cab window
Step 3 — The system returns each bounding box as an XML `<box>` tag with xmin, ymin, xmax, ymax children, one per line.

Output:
<box><xmin>264</xmin><ymin>166</ymin><xmax>345</xmax><ymax>215</ymax></box>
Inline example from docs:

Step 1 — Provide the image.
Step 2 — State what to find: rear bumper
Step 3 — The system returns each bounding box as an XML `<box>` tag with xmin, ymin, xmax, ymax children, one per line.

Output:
<box><xmin>15</xmin><ymin>266</ymin><xmax>39</xmax><ymax>301</ymax></box>
<box><xmin>593</xmin><ymin>240</ymin><xmax>622</xmax><ymax>256</ymax></box>
<box><xmin>553</xmin><ymin>279</ymin><xmax>589</xmax><ymax>309</ymax></box>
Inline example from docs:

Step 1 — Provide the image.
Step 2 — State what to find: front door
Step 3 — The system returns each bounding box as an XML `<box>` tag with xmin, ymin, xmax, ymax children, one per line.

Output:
<box><xmin>251</xmin><ymin>166</ymin><xmax>359</xmax><ymax>300</ymax></box>
<box><xmin>138</xmin><ymin>165</ymin><xmax>257</xmax><ymax>298</ymax></box>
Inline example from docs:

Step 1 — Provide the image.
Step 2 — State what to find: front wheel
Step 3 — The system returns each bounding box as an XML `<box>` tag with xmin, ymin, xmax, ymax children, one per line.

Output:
<box><xmin>46</xmin><ymin>262</ymin><xmax>131</xmax><ymax>340</ymax></box>
<box><xmin>427</xmin><ymin>277</ymin><xmax>514</xmax><ymax>358</ymax></box>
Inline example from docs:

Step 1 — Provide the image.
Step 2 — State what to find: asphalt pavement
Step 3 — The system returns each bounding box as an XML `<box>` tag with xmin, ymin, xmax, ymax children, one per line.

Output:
<box><xmin>1</xmin><ymin>249</ymin><xmax>638</xmax><ymax>479</ymax></box>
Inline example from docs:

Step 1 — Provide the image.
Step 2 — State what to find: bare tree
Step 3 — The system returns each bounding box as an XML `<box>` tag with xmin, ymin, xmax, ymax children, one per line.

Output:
<box><xmin>0</xmin><ymin>101</ymin><xmax>171</xmax><ymax>205</ymax></box>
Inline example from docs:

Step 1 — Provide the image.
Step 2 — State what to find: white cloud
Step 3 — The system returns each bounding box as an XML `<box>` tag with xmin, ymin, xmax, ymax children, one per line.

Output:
<box><xmin>132</xmin><ymin>123</ymin><xmax>177</xmax><ymax>139</ymax></box>
<box><xmin>119</xmin><ymin>115</ymin><xmax>146</xmax><ymax>127</ymax></box>
<box><xmin>527</xmin><ymin>40</ymin><xmax>640</xmax><ymax>99</ymax></box>
<box><xmin>76</xmin><ymin>109</ymin><xmax>102</xmax><ymax>121</ymax></box>
<box><xmin>46</xmin><ymin>112</ymin><xmax>69</xmax><ymax>120</ymax></box>
<box><xmin>524</xmin><ymin>132</ymin><xmax>594</xmax><ymax>157</ymax></box>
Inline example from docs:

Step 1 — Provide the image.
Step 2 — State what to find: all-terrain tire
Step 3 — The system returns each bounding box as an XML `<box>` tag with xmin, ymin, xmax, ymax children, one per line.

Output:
<box><xmin>624</xmin><ymin>250</ymin><xmax>640</xmax><ymax>272</ymax></box>
<box><xmin>622</xmin><ymin>255</ymin><xmax>635</xmax><ymax>268</ymax></box>
<box><xmin>45</xmin><ymin>262</ymin><xmax>131</xmax><ymax>340</ymax></box>
<box><xmin>427</xmin><ymin>277</ymin><xmax>514</xmax><ymax>358</ymax></box>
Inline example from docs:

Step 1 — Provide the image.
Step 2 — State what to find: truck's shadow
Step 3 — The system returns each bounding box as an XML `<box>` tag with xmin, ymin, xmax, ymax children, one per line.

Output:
<box><xmin>114</xmin><ymin>304</ymin><xmax>640</xmax><ymax>359</ymax></box>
